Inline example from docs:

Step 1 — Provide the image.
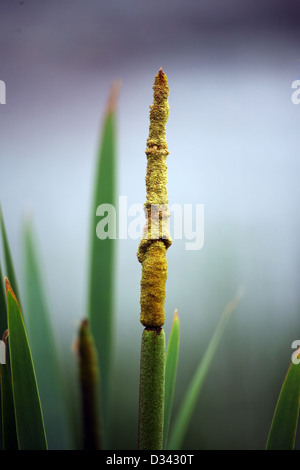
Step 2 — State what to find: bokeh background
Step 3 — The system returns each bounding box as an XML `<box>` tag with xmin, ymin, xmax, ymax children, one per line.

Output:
<box><xmin>1</xmin><ymin>0</ymin><xmax>300</xmax><ymax>450</ymax></box>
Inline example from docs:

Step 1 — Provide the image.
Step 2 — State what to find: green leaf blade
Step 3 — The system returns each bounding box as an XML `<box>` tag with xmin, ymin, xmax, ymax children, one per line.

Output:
<box><xmin>168</xmin><ymin>289</ymin><xmax>243</xmax><ymax>450</ymax></box>
<box><xmin>5</xmin><ymin>278</ymin><xmax>47</xmax><ymax>450</ymax></box>
<box><xmin>266</xmin><ymin>361</ymin><xmax>300</xmax><ymax>450</ymax></box>
<box><xmin>0</xmin><ymin>208</ymin><xmax>21</xmax><ymax>304</ymax></box>
<box><xmin>23</xmin><ymin>221</ymin><xmax>72</xmax><ymax>449</ymax></box>
<box><xmin>87</xmin><ymin>84</ymin><xmax>119</xmax><ymax>447</ymax></box>
<box><xmin>0</xmin><ymin>262</ymin><xmax>7</xmax><ymax>338</ymax></box>
<box><xmin>163</xmin><ymin>310</ymin><xmax>180</xmax><ymax>449</ymax></box>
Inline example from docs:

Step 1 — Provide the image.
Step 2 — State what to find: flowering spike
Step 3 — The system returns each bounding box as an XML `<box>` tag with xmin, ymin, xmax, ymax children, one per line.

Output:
<box><xmin>137</xmin><ymin>68</ymin><xmax>172</xmax><ymax>328</ymax></box>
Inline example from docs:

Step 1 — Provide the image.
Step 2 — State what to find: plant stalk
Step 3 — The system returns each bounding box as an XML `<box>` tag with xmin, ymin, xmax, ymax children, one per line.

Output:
<box><xmin>137</xmin><ymin>68</ymin><xmax>171</xmax><ymax>449</ymax></box>
<box><xmin>138</xmin><ymin>328</ymin><xmax>165</xmax><ymax>450</ymax></box>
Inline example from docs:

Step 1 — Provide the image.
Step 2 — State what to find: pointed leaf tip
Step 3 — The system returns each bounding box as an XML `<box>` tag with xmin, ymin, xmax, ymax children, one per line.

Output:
<box><xmin>106</xmin><ymin>80</ymin><xmax>121</xmax><ymax>115</ymax></box>
<box><xmin>4</xmin><ymin>277</ymin><xmax>18</xmax><ymax>305</ymax></box>
<box><xmin>170</xmin><ymin>309</ymin><xmax>180</xmax><ymax>330</ymax></box>
<box><xmin>4</xmin><ymin>276</ymin><xmax>9</xmax><ymax>290</ymax></box>
<box><xmin>6</xmin><ymin>275</ymin><xmax>48</xmax><ymax>449</ymax></box>
<box><xmin>4</xmin><ymin>277</ymin><xmax>13</xmax><ymax>295</ymax></box>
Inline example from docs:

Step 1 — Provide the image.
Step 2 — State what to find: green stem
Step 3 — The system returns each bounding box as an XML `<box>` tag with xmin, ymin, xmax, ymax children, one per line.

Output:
<box><xmin>138</xmin><ymin>328</ymin><xmax>165</xmax><ymax>450</ymax></box>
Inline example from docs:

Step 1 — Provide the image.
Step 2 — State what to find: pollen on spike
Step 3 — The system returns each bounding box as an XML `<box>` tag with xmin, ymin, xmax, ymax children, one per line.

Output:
<box><xmin>137</xmin><ymin>68</ymin><xmax>171</xmax><ymax>328</ymax></box>
<box><xmin>156</xmin><ymin>67</ymin><xmax>168</xmax><ymax>84</ymax></box>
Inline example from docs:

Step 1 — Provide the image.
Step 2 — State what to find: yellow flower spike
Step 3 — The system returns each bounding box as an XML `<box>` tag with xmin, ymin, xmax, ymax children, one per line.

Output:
<box><xmin>137</xmin><ymin>68</ymin><xmax>172</xmax><ymax>328</ymax></box>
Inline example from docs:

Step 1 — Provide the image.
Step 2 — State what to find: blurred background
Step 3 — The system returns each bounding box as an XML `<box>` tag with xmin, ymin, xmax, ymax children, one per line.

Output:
<box><xmin>1</xmin><ymin>0</ymin><xmax>300</xmax><ymax>450</ymax></box>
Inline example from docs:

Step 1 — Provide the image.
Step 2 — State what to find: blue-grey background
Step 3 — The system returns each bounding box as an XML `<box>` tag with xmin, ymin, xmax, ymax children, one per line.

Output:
<box><xmin>1</xmin><ymin>0</ymin><xmax>300</xmax><ymax>449</ymax></box>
